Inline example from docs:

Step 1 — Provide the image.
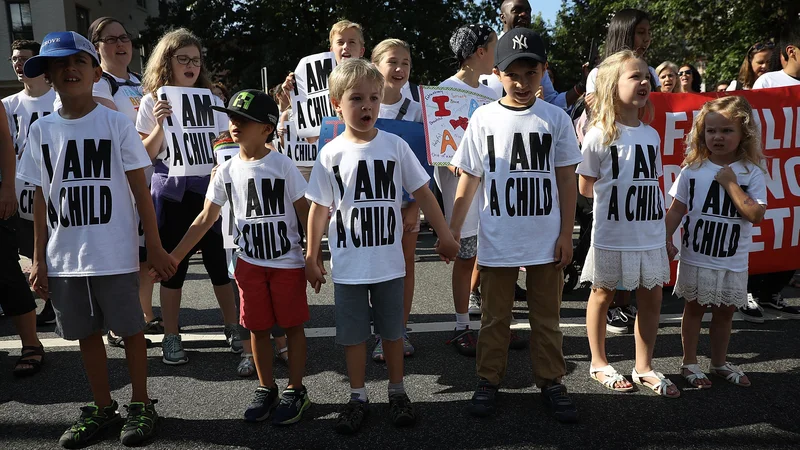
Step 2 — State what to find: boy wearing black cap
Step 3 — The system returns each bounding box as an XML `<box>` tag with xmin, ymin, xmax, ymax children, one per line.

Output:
<box><xmin>447</xmin><ymin>29</ymin><xmax>582</xmax><ymax>422</ymax></box>
<box><xmin>166</xmin><ymin>89</ymin><xmax>312</xmax><ymax>425</ymax></box>
<box><xmin>17</xmin><ymin>31</ymin><xmax>175</xmax><ymax>447</ymax></box>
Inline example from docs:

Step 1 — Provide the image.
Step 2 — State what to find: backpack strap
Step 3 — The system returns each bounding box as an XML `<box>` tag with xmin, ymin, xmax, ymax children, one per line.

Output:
<box><xmin>395</xmin><ymin>98</ymin><xmax>411</xmax><ymax>120</ymax></box>
<box><xmin>409</xmin><ymin>83</ymin><xmax>420</xmax><ymax>102</ymax></box>
<box><xmin>101</xmin><ymin>72</ymin><xmax>121</xmax><ymax>97</ymax></box>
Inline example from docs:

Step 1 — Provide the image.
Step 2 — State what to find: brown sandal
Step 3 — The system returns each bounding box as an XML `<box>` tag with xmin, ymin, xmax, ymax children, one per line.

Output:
<box><xmin>13</xmin><ymin>344</ymin><xmax>44</xmax><ymax>377</ymax></box>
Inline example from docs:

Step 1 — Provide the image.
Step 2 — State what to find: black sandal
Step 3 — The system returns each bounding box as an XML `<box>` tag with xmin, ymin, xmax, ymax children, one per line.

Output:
<box><xmin>13</xmin><ymin>344</ymin><xmax>44</xmax><ymax>377</ymax></box>
<box><xmin>107</xmin><ymin>331</ymin><xmax>153</xmax><ymax>348</ymax></box>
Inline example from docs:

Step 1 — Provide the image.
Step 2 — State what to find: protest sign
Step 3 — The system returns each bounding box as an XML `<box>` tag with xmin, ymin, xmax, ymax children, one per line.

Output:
<box><xmin>16</xmin><ymin>181</ymin><xmax>34</xmax><ymax>221</ymax></box>
<box><xmin>214</xmin><ymin>143</ymin><xmax>240</xmax><ymax>249</ymax></box>
<box><xmin>651</xmin><ymin>86</ymin><xmax>800</xmax><ymax>276</ymax></box>
<box><xmin>420</xmin><ymin>86</ymin><xmax>495</xmax><ymax>166</ymax></box>
<box><xmin>158</xmin><ymin>86</ymin><xmax>220</xmax><ymax>177</ymax></box>
<box><xmin>280</xmin><ymin>120</ymin><xmax>318</xmax><ymax>167</ymax></box>
<box><xmin>290</xmin><ymin>52</ymin><xmax>337</xmax><ymax>139</ymax></box>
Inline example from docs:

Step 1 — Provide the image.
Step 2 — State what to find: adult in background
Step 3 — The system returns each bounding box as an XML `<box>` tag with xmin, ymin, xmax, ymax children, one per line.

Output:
<box><xmin>678</xmin><ymin>64</ymin><xmax>702</xmax><ymax>93</ymax></box>
<box><xmin>715</xmin><ymin>82</ymin><xmax>729</xmax><ymax>92</ymax></box>
<box><xmin>726</xmin><ymin>42</ymin><xmax>774</xmax><ymax>91</ymax></box>
<box><xmin>656</xmin><ymin>61</ymin><xmax>679</xmax><ymax>93</ymax></box>
<box><xmin>87</xmin><ymin>17</ymin><xmax>164</xmax><ymax>347</ymax></box>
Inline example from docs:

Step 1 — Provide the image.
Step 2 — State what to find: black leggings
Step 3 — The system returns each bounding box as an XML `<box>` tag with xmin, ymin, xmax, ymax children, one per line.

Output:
<box><xmin>0</xmin><ymin>215</ymin><xmax>36</xmax><ymax>316</ymax></box>
<box><xmin>159</xmin><ymin>192</ymin><xmax>230</xmax><ymax>289</ymax></box>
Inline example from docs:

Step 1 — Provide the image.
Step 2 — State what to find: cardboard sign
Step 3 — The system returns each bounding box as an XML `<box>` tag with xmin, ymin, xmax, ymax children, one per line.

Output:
<box><xmin>214</xmin><ymin>143</ymin><xmax>240</xmax><ymax>249</ymax></box>
<box><xmin>158</xmin><ymin>87</ymin><xmax>219</xmax><ymax>177</ymax></box>
<box><xmin>420</xmin><ymin>86</ymin><xmax>495</xmax><ymax>166</ymax></box>
<box><xmin>651</xmin><ymin>87</ymin><xmax>800</xmax><ymax>276</ymax></box>
<box><xmin>290</xmin><ymin>52</ymin><xmax>337</xmax><ymax>139</ymax></box>
<box><xmin>16</xmin><ymin>180</ymin><xmax>35</xmax><ymax>221</ymax></box>
<box><xmin>279</xmin><ymin>120</ymin><xmax>318</xmax><ymax>167</ymax></box>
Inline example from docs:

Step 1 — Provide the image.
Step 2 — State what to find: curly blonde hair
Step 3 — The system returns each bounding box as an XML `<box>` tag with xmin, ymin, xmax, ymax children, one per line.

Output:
<box><xmin>141</xmin><ymin>28</ymin><xmax>212</xmax><ymax>97</ymax></box>
<box><xmin>590</xmin><ymin>50</ymin><xmax>654</xmax><ymax>146</ymax></box>
<box><xmin>684</xmin><ymin>96</ymin><xmax>764</xmax><ymax>171</ymax></box>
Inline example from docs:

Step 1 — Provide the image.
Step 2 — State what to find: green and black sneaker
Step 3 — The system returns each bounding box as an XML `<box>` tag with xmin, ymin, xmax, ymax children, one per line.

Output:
<box><xmin>120</xmin><ymin>400</ymin><xmax>159</xmax><ymax>446</ymax></box>
<box><xmin>59</xmin><ymin>401</ymin><xmax>122</xmax><ymax>448</ymax></box>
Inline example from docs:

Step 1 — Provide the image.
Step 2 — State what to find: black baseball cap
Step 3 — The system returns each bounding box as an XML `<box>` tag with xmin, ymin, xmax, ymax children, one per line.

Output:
<box><xmin>495</xmin><ymin>28</ymin><xmax>547</xmax><ymax>72</ymax></box>
<box><xmin>211</xmin><ymin>89</ymin><xmax>279</xmax><ymax>127</ymax></box>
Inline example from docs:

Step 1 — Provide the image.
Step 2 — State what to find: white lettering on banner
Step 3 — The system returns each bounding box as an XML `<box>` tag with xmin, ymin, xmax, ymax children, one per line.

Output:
<box><xmin>215</xmin><ymin>146</ymin><xmax>240</xmax><ymax>249</ymax></box>
<box><xmin>157</xmin><ymin>86</ymin><xmax>219</xmax><ymax>177</ymax></box>
<box><xmin>421</xmin><ymin>86</ymin><xmax>495</xmax><ymax>165</ymax></box>
<box><xmin>663</xmin><ymin>111</ymin><xmax>687</xmax><ymax>156</ymax></box>
<box><xmin>280</xmin><ymin>120</ymin><xmax>317</xmax><ymax>167</ymax></box>
<box><xmin>290</xmin><ymin>52</ymin><xmax>336</xmax><ymax>139</ymax></box>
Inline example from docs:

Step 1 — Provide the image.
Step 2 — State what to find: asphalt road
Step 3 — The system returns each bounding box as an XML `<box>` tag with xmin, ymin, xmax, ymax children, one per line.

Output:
<box><xmin>1</xmin><ymin>232</ymin><xmax>799</xmax><ymax>449</ymax></box>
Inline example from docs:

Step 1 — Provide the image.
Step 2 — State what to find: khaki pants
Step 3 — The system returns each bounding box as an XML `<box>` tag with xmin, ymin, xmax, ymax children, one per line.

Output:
<box><xmin>476</xmin><ymin>263</ymin><xmax>566</xmax><ymax>387</ymax></box>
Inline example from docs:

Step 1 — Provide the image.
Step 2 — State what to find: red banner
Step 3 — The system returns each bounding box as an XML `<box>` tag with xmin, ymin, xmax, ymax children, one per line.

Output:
<box><xmin>650</xmin><ymin>86</ymin><xmax>800</xmax><ymax>276</ymax></box>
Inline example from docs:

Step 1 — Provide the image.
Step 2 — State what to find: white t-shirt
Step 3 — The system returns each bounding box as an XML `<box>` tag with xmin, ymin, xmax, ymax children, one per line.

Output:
<box><xmin>725</xmin><ymin>80</ymin><xmax>742</xmax><ymax>91</ymax></box>
<box><xmin>576</xmin><ymin>123</ymin><xmax>666</xmax><ymax>251</ymax></box>
<box><xmin>208</xmin><ymin>150</ymin><xmax>307</xmax><ymax>269</ymax></box>
<box><xmin>752</xmin><ymin>70</ymin><xmax>800</xmax><ymax>89</ymax></box>
<box><xmin>3</xmin><ymin>88</ymin><xmax>56</xmax><ymax>155</ymax></box>
<box><xmin>136</xmin><ymin>91</ymin><xmax>228</xmax><ymax>163</ymax></box>
<box><xmin>93</xmin><ymin>73</ymin><xmax>143</xmax><ymax>123</ymax></box>
<box><xmin>451</xmin><ymin>100</ymin><xmax>583</xmax><ymax>267</ymax></box>
<box><xmin>586</xmin><ymin>66</ymin><xmax>661</xmax><ymax>94</ymax></box>
<box><xmin>378</xmin><ymin>96</ymin><xmax>423</xmax><ymax>122</ymax></box>
<box><xmin>17</xmin><ymin>106</ymin><xmax>151</xmax><ymax>276</ymax></box>
<box><xmin>668</xmin><ymin>160</ymin><xmax>767</xmax><ymax>272</ymax></box>
<box><xmin>435</xmin><ymin>76</ymin><xmax>498</xmax><ymax>238</ymax></box>
<box><xmin>305</xmin><ymin>130</ymin><xmax>430</xmax><ymax>284</ymax></box>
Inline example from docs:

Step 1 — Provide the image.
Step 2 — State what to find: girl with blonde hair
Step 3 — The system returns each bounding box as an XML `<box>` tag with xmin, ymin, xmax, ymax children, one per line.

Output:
<box><xmin>666</xmin><ymin>95</ymin><xmax>767</xmax><ymax>389</ymax></box>
<box><xmin>577</xmin><ymin>50</ymin><xmax>677</xmax><ymax>397</ymax></box>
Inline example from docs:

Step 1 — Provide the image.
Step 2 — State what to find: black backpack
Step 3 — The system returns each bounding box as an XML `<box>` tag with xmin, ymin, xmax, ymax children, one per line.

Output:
<box><xmin>101</xmin><ymin>70</ymin><xmax>142</xmax><ymax>96</ymax></box>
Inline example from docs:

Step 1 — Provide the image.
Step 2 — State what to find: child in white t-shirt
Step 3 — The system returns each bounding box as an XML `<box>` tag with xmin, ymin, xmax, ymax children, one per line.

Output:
<box><xmin>666</xmin><ymin>96</ymin><xmax>767</xmax><ymax>389</ymax></box>
<box><xmin>371</xmin><ymin>38</ymin><xmax>424</xmax><ymax>361</ymax></box>
<box><xmin>436</xmin><ymin>24</ymin><xmax>498</xmax><ymax>357</ymax></box>
<box><xmin>752</xmin><ymin>29</ymin><xmax>800</xmax><ymax>89</ymax></box>
<box><xmin>305</xmin><ymin>59</ymin><xmax>459</xmax><ymax>434</ymax></box>
<box><xmin>577</xmin><ymin>50</ymin><xmax>676</xmax><ymax>398</ymax></box>
<box><xmin>18</xmin><ymin>31</ymin><xmax>175</xmax><ymax>447</ymax></box>
<box><xmin>448</xmin><ymin>29</ymin><xmax>582</xmax><ymax>423</ymax></box>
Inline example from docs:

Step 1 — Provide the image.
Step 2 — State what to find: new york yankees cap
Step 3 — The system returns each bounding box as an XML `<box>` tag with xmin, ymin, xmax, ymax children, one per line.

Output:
<box><xmin>211</xmin><ymin>89</ymin><xmax>279</xmax><ymax>127</ymax></box>
<box><xmin>495</xmin><ymin>28</ymin><xmax>547</xmax><ymax>71</ymax></box>
<box><xmin>23</xmin><ymin>31</ymin><xmax>100</xmax><ymax>78</ymax></box>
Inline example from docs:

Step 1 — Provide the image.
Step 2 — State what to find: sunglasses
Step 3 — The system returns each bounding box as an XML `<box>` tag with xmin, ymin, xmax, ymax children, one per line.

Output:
<box><xmin>750</xmin><ymin>42</ymin><xmax>775</xmax><ymax>53</ymax></box>
<box><xmin>97</xmin><ymin>34</ymin><xmax>132</xmax><ymax>45</ymax></box>
<box><xmin>677</xmin><ymin>70</ymin><xmax>692</xmax><ymax>76</ymax></box>
<box><xmin>173</xmin><ymin>55</ymin><xmax>203</xmax><ymax>67</ymax></box>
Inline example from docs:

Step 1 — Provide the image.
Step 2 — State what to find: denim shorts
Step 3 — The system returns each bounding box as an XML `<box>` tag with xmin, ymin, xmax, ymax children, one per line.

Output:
<box><xmin>333</xmin><ymin>277</ymin><xmax>404</xmax><ymax>346</ymax></box>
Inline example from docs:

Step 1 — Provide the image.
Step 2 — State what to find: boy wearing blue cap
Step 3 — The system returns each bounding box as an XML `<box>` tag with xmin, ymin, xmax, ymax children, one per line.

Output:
<box><xmin>17</xmin><ymin>31</ymin><xmax>176</xmax><ymax>448</ymax></box>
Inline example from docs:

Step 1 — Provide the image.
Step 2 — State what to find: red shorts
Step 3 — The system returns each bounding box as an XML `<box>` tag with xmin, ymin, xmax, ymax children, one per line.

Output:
<box><xmin>234</xmin><ymin>259</ymin><xmax>309</xmax><ymax>331</ymax></box>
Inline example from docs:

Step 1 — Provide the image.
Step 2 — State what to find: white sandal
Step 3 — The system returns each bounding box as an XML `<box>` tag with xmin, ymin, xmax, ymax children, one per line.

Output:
<box><xmin>709</xmin><ymin>362</ymin><xmax>750</xmax><ymax>387</ymax></box>
<box><xmin>680</xmin><ymin>363</ymin><xmax>711</xmax><ymax>389</ymax></box>
<box><xmin>632</xmin><ymin>368</ymin><xmax>680</xmax><ymax>398</ymax></box>
<box><xmin>590</xmin><ymin>365</ymin><xmax>634</xmax><ymax>392</ymax></box>
<box><xmin>237</xmin><ymin>353</ymin><xmax>255</xmax><ymax>377</ymax></box>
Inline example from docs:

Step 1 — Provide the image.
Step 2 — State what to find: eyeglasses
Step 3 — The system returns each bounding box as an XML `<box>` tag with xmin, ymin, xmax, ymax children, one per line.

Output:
<box><xmin>97</xmin><ymin>34</ymin><xmax>132</xmax><ymax>45</ymax></box>
<box><xmin>750</xmin><ymin>42</ymin><xmax>775</xmax><ymax>53</ymax></box>
<box><xmin>677</xmin><ymin>70</ymin><xmax>692</xmax><ymax>76</ymax></box>
<box><xmin>8</xmin><ymin>56</ymin><xmax>29</xmax><ymax>64</ymax></box>
<box><xmin>173</xmin><ymin>55</ymin><xmax>202</xmax><ymax>67</ymax></box>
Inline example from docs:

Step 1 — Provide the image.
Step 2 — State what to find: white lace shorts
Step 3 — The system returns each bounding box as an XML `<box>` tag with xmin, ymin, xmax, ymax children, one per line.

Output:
<box><xmin>673</xmin><ymin>262</ymin><xmax>748</xmax><ymax>307</ymax></box>
<box><xmin>580</xmin><ymin>246</ymin><xmax>671</xmax><ymax>291</ymax></box>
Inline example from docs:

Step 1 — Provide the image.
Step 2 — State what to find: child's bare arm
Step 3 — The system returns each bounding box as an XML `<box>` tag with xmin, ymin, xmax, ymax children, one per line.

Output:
<box><xmin>127</xmin><ymin>168</ymin><xmax>177</xmax><ymax>280</ymax></box>
<box><xmin>715</xmin><ymin>165</ymin><xmax>765</xmax><ymax>224</ymax></box>
<box><xmin>29</xmin><ymin>187</ymin><xmax>49</xmax><ymax>299</ymax></box>
<box><xmin>578</xmin><ymin>175</ymin><xmax>596</xmax><ymax>199</ymax></box>
<box><xmin>412</xmin><ymin>185</ymin><xmax>459</xmax><ymax>262</ymax></box>
<box><xmin>171</xmin><ymin>199</ymin><xmax>223</xmax><ymax>263</ymax></box>
<box><xmin>305</xmin><ymin>202</ymin><xmax>329</xmax><ymax>293</ymax></box>
<box><xmin>449</xmin><ymin>172</ymin><xmax>481</xmax><ymax>241</ymax></box>
<box><xmin>554</xmin><ymin>165</ymin><xmax>578</xmax><ymax>269</ymax></box>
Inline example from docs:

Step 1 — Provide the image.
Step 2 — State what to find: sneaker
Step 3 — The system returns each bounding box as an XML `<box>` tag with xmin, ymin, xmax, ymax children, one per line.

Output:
<box><xmin>334</xmin><ymin>395</ymin><xmax>369</xmax><ymax>435</ymax></box>
<box><xmin>739</xmin><ymin>294</ymin><xmax>765</xmax><ymax>324</ymax></box>
<box><xmin>620</xmin><ymin>304</ymin><xmax>638</xmax><ymax>321</ymax></box>
<box><xmin>237</xmin><ymin>354</ymin><xmax>255</xmax><ymax>377</ymax></box>
<box><xmin>143</xmin><ymin>317</ymin><xmax>164</xmax><ymax>334</ymax></box>
<box><xmin>509</xmin><ymin>330</ymin><xmax>528</xmax><ymax>350</ymax></box>
<box><xmin>37</xmin><ymin>300</ymin><xmax>56</xmax><ymax>325</ymax></box>
<box><xmin>224</xmin><ymin>324</ymin><xmax>243</xmax><ymax>353</ymax></box>
<box><xmin>389</xmin><ymin>393</ymin><xmax>416</xmax><ymax>427</ymax></box>
<box><xmin>606</xmin><ymin>307</ymin><xmax>630</xmax><ymax>334</ymax></box>
<box><xmin>161</xmin><ymin>334</ymin><xmax>188</xmax><ymax>365</ymax></box>
<box><xmin>541</xmin><ymin>383</ymin><xmax>578</xmax><ymax>423</ymax></box>
<box><xmin>514</xmin><ymin>283</ymin><xmax>527</xmax><ymax>300</ymax></box>
<box><xmin>372</xmin><ymin>336</ymin><xmax>384</xmax><ymax>362</ymax></box>
<box><xmin>468</xmin><ymin>379</ymin><xmax>498</xmax><ymax>417</ymax></box>
<box><xmin>272</xmin><ymin>387</ymin><xmax>311</xmax><ymax>425</ymax></box>
<box><xmin>243</xmin><ymin>386</ymin><xmax>279</xmax><ymax>422</ymax></box>
<box><xmin>402</xmin><ymin>333</ymin><xmax>415</xmax><ymax>357</ymax></box>
<box><xmin>448</xmin><ymin>327</ymin><xmax>477</xmax><ymax>356</ymax></box>
<box><xmin>120</xmin><ymin>400</ymin><xmax>158</xmax><ymax>446</ymax></box>
<box><xmin>762</xmin><ymin>293</ymin><xmax>800</xmax><ymax>318</ymax></box>
<box><xmin>468</xmin><ymin>291</ymin><xmax>482</xmax><ymax>315</ymax></box>
<box><xmin>58</xmin><ymin>401</ymin><xmax>122</xmax><ymax>449</ymax></box>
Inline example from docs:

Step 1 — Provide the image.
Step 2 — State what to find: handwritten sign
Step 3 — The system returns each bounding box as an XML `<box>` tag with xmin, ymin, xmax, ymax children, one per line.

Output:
<box><xmin>420</xmin><ymin>86</ymin><xmax>494</xmax><ymax>166</ymax></box>
<box><xmin>158</xmin><ymin>86</ymin><xmax>220</xmax><ymax>177</ymax></box>
<box><xmin>290</xmin><ymin>52</ymin><xmax>337</xmax><ymax>139</ymax></box>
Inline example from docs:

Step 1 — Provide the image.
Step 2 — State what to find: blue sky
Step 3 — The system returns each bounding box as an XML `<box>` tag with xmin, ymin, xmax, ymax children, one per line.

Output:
<box><xmin>534</xmin><ymin>0</ymin><xmax>563</xmax><ymax>25</ymax></box>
